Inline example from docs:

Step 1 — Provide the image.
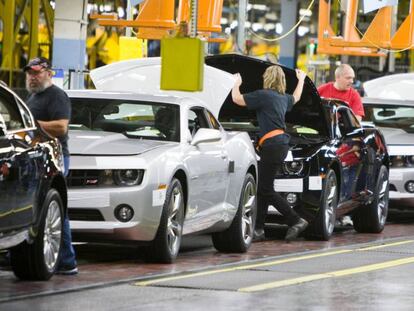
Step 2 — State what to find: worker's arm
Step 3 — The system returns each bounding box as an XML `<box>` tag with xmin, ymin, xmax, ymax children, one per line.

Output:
<box><xmin>37</xmin><ymin>119</ymin><xmax>69</xmax><ymax>137</ymax></box>
<box><xmin>292</xmin><ymin>69</ymin><xmax>307</xmax><ymax>104</ymax></box>
<box><xmin>232</xmin><ymin>73</ymin><xmax>247</xmax><ymax>107</ymax></box>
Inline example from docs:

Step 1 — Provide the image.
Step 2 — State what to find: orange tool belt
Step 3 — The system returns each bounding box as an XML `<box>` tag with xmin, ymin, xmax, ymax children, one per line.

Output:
<box><xmin>256</xmin><ymin>129</ymin><xmax>285</xmax><ymax>151</ymax></box>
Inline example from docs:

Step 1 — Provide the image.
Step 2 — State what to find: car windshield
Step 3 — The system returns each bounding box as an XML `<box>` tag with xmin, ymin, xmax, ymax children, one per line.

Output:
<box><xmin>69</xmin><ymin>98</ymin><xmax>180</xmax><ymax>142</ymax></box>
<box><xmin>363</xmin><ymin>104</ymin><xmax>414</xmax><ymax>133</ymax></box>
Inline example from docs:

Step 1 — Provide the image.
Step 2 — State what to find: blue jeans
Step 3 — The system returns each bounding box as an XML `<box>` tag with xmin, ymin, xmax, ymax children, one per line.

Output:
<box><xmin>59</xmin><ymin>156</ymin><xmax>77</xmax><ymax>268</ymax></box>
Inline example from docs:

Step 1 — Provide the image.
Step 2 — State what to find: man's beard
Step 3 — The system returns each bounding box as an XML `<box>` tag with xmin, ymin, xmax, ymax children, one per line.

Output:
<box><xmin>26</xmin><ymin>79</ymin><xmax>49</xmax><ymax>94</ymax></box>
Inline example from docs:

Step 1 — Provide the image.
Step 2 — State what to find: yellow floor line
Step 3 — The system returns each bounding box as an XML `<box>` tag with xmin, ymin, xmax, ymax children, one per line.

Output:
<box><xmin>135</xmin><ymin>239</ymin><xmax>414</xmax><ymax>287</ymax></box>
<box><xmin>239</xmin><ymin>256</ymin><xmax>414</xmax><ymax>292</ymax></box>
<box><xmin>356</xmin><ymin>239</ymin><xmax>414</xmax><ymax>251</ymax></box>
<box><xmin>135</xmin><ymin>249</ymin><xmax>352</xmax><ymax>286</ymax></box>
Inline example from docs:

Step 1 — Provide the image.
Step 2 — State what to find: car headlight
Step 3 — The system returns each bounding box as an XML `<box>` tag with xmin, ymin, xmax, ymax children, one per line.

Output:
<box><xmin>283</xmin><ymin>161</ymin><xmax>304</xmax><ymax>175</ymax></box>
<box><xmin>112</xmin><ymin>169</ymin><xmax>144</xmax><ymax>186</ymax></box>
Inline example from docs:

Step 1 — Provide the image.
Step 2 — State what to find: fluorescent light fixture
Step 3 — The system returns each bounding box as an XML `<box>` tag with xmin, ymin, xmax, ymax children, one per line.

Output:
<box><xmin>230</xmin><ymin>20</ymin><xmax>238</xmax><ymax>29</ymax></box>
<box><xmin>221</xmin><ymin>17</ymin><xmax>228</xmax><ymax>24</ymax></box>
<box><xmin>299</xmin><ymin>9</ymin><xmax>312</xmax><ymax>17</ymax></box>
<box><xmin>252</xmin><ymin>23</ymin><xmax>264</xmax><ymax>31</ymax></box>
<box><xmin>117</xmin><ymin>7</ymin><xmax>125</xmax><ymax>18</ymax></box>
<box><xmin>276</xmin><ymin>23</ymin><xmax>283</xmax><ymax>34</ymax></box>
<box><xmin>298</xmin><ymin>26</ymin><xmax>310</xmax><ymax>36</ymax></box>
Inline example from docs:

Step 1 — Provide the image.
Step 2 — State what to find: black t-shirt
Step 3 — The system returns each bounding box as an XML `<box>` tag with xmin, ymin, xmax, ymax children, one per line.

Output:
<box><xmin>244</xmin><ymin>89</ymin><xmax>294</xmax><ymax>145</ymax></box>
<box><xmin>27</xmin><ymin>85</ymin><xmax>71</xmax><ymax>156</ymax></box>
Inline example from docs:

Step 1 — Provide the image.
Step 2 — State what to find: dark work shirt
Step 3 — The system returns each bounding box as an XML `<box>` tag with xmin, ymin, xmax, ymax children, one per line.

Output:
<box><xmin>244</xmin><ymin>89</ymin><xmax>294</xmax><ymax>145</ymax></box>
<box><xmin>27</xmin><ymin>85</ymin><xmax>71</xmax><ymax>156</ymax></box>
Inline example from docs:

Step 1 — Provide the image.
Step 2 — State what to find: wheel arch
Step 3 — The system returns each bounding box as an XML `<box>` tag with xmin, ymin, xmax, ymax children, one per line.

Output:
<box><xmin>173</xmin><ymin>169</ymin><xmax>188</xmax><ymax>213</ymax></box>
<box><xmin>247</xmin><ymin>164</ymin><xmax>257</xmax><ymax>182</ymax></box>
<box><xmin>329</xmin><ymin>161</ymin><xmax>341</xmax><ymax>199</ymax></box>
<box><xmin>51</xmin><ymin>175</ymin><xmax>67</xmax><ymax>212</ymax></box>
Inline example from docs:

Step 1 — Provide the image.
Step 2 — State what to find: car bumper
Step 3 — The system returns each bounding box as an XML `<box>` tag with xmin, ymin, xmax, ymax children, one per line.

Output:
<box><xmin>274</xmin><ymin>176</ymin><xmax>323</xmax><ymax>192</ymax></box>
<box><xmin>389</xmin><ymin>167</ymin><xmax>414</xmax><ymax>200</ymax></box>
<box><xmin>68</xmin><ymin>185</ymin><xmax>165</xmax><ymax>241</ymax></box>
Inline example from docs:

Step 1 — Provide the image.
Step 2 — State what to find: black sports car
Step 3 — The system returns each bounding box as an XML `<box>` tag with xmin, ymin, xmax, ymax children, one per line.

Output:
<box><xmin>207</xmin><ymin>54</ymin><xmax>389</xmax><ymax>240</ymax></box>
<box><xmin>0</xmin><ymin>83</ymin><xmax>67</xmax><ymax>280</ymax></box>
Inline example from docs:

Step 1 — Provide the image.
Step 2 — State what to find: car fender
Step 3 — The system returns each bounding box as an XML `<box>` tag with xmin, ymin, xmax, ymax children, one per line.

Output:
<box><xmin>223</xmin><ymin>131</ymin><xmax>258</xmax><ymax>219</ymax></box>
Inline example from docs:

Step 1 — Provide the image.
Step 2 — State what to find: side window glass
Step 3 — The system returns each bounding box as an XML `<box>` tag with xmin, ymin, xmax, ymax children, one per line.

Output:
<box><xmin>336</xmin><ymin>109</ymin><xmax>348</xmax><ymax>136</ymax></box>
<box><xmin>188</xmin><ymin>107</ymin><xmax>210</xmax><ymax>136</ymax></box>
<box><xmin>337</xmin><ymin>108</ymin><xmax>358</xmax><ymax>136</ymax></box>
<box><xmin>207</xmin><ymin>110</ymin><xmax>220</xmax><ymax>130</ymax></box>
<box><xmin>0</xmin><ymin>102</ymin><xmax>8</xmax><ymax>135</ymax></box>
<box><xmin>16</xmin><ymin>99</ymin><xmax>34</xmax><ymax>128</ymax></box>
<box><xmin>0</xmin><ymin>89</ymin><xmax>24</xmax><ymax>131</ymax></box>
<box><xmin>347</xmin><ymin>109</ymin><xmax>361</xmax><ymax>129</ymax></box>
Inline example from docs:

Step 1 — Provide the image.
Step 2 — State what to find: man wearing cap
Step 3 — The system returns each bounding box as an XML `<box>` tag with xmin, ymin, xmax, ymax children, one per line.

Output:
<box><xmin>24</xmin><ymin>57</ymin><xmax>77</xmax><ymax>275</ymax></box>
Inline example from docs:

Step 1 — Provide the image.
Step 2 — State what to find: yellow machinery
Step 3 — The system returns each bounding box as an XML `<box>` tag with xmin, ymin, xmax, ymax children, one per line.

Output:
<box><xmin>94</xmin><ymin>0</ymin><xmax>226</xmax><ymax>91</ymax></box>
<box><xmin>0</xmin><ymin>0</ymin><xmax>54</xmax><ymax>86</ymax></box>
<box><xmin>318</xmin><ymin>0</ymin><xmax>414</xmax><ymax>54</ymax></box>
<box><xmin>97</xmin><ymin>0</ymin><xmax>225</xmax><ymax>42</ymax></box>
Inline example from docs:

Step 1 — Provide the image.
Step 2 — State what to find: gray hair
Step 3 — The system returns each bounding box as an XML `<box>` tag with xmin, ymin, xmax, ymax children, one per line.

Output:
<box><xmin>335</xmin><ymin>64</ymin><xmax>354</xmax><ymax>78</ymax></box>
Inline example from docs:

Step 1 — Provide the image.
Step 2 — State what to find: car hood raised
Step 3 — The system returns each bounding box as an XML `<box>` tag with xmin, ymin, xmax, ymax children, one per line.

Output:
<box><xmin>89</xmin><ymin>57</ymin><xmax>235</xmax><ymax>117</ymax></box>
<box><xmin>364</xmin><ymin>73</ymin><xmax>414</xmax><ymax>100</ymax></box>
<box><xmin>68</xmin><ymin>130</ymin><xmax>170</xmax><ymax>155</ymax></box>
<box><xmin>205</xmin><ymin>54</ymin><xmax>329</xmax><ymax>138</ymax></box>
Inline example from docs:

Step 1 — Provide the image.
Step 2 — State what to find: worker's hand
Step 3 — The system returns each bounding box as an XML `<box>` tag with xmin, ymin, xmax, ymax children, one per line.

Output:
<box><xmin>233</xmin><ymin>73</ymin><xmax>242</xmax><ymax>87</ymax></box>
<box><xmin>295</xmin><ymin>69</ymin><xmax>307</xmax><ymax>81</ymax></box>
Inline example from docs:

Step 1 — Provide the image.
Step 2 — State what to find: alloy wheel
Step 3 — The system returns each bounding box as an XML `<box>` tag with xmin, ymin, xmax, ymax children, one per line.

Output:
<box><xmin>43</xmin><ymin>200</ymin><xmax>62</xmax><ymax>270</ymax></box>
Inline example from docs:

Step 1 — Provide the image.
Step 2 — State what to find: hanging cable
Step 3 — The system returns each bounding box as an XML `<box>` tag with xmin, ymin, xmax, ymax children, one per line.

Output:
<box><xmin>247</xmin><ymin>0</ymin><xmax>315</xmax><ymax>42</ymax></box>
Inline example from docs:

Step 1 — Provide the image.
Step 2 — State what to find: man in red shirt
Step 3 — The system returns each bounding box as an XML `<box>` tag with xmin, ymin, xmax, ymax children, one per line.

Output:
<box><xmin>318</xmin><ymin>64</ymin><xmax>364</xmax><ymax>121</ymax></box>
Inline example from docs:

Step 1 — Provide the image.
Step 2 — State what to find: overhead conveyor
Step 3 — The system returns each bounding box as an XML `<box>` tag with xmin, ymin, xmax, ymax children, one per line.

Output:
<box><xmin>318</xmin><ymin>0</ymin><xmax>414</xmax><ymax>56</ymax></box>
<box><xmin>96</xmin><ymin>0</ymin><xmax>225</xmax><ymax>42</ymax></box>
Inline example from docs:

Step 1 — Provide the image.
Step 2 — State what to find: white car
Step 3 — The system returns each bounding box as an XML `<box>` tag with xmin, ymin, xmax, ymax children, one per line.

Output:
<box><xmin>363</xmin><ymin>73</ymin><xmax>414</xmax><ymax>207</ymax></box>
<box><xmin>362</xmin><ymin>97</ymin><xmax>414</xmax><ymax>205</ymax></box>
<box><xmin>66</xmin><ymin>58</ymin><xmax>257</xmax><ymax>263</ymax></box>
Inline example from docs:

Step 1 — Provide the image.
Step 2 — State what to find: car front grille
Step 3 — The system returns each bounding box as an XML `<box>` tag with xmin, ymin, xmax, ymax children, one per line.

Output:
<box><xmin>68</xmin><ymin>208</ymin><xmax>105</xmax><ymax>221</ymax></box>
<box><xmin>67</xmin><ymin>170</ymin><xmax>104</xmax><ymax>187</ymax></box>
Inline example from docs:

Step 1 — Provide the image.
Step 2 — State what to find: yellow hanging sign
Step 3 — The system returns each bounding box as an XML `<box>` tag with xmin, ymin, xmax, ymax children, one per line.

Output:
<box><xmin>160</xmin><ymin>37</ymin><xmax>204</xmax><ymax>92</ymax></box>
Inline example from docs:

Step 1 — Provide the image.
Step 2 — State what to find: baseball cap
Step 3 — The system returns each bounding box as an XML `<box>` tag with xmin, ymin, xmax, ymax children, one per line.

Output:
<box><xmin>24</xmin><ymin>57</ymin><xmax>52</xmax><ymax>72</ymax></box>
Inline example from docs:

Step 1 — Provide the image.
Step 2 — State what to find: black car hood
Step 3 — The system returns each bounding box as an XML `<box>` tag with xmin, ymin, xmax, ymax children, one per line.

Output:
<box><xmin>205</xmin><ymin>54</ymin><xmax>329</xmax><ymax>138</ymax></box>
<box><xmin>289</xmin><ymin>141</ymin><xmax>327</xmax><ymax>159</ymax></box>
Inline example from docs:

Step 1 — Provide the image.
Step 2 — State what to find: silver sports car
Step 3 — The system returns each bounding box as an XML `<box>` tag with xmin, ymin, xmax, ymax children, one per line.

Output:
<box><xmin>66</xmin><ymin>58</ymin><xmax>257</xmax><ymax>263</ymax></box>
<box><xmin>362</xmin><ymin>97</ymin><xmax>414</xmax><ymax>207</ymax></box>
<box><xmin>363</xmin><ymin>73</ymin><xmax>414</xmax><ymax>207</ymax></box>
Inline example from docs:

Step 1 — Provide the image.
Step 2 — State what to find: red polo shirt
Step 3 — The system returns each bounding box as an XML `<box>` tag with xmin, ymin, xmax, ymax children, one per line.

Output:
<box><xmin>317</xmin><ymin>82</ymin><xmax>364</xmax><ymax>117</ymax></box>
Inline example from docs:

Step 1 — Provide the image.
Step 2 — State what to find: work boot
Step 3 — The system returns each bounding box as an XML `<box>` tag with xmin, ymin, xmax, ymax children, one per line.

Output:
<box><xmin>253</xmin><ymin>228</ymin><xmax>266</xmax><ymax>242</ymax></box>
<box><xmin>285</xmin><ymin>218</ymin><xmax>308</xmax><ymax>242</ymax></box>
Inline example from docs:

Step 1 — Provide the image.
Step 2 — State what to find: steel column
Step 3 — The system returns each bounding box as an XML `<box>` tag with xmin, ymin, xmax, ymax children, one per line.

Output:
<box><xmin>52</xmin><ymin>0</ymin><xmax>88</xmax><ymax>88</ymax></box>
<box><xmin>237</xmin><ymin>0</ymin><xmax>247</xmax><ymax>53</ymax></box>
<box><xmin>28</xmin><ymin>0</ymin><xmax>40</xmax><ymax>60</ymax></box>
<box><xmin>279</xmin><ymin>0</ymin><xmax>298</xmax><ymax>68</ymax></box>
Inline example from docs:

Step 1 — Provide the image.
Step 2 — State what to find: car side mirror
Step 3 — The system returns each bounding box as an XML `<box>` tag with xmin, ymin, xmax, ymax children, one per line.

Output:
<box><xmin>190</xmin><ymin>128</ymin><xmax>222</xmax><ymax>146</ymax></box>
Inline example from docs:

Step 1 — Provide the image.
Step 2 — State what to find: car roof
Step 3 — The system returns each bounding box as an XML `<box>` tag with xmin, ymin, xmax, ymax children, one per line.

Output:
<box><xmin>362</xmin><ymin>97</ymin><xmax>414</xmax><ymax>106</ymax></box>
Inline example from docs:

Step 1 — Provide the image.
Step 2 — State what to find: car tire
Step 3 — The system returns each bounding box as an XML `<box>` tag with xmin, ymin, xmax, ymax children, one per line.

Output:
<box><xmin>308</xmin><ymin>169</ymin><xmax>337</xmax><ymax>240</ymax></box>
<box><xmin>10</xmin><ymin>189</ymin><xmax>64</xmax><ymax>280</ymax></box>
<box><xmin>212</xmin><ymin>173</ymin><xmax>256</xmax><ymax>253</ymax></box>
<box><xmin>146</xmin><ymin>178</ymin><xmax>185</xmax><ymax>263</ymax></box>
<box><xmin>353</xmin><ymin>165</ymin><xmax>389</xmax><ymax>233</ymax></box>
